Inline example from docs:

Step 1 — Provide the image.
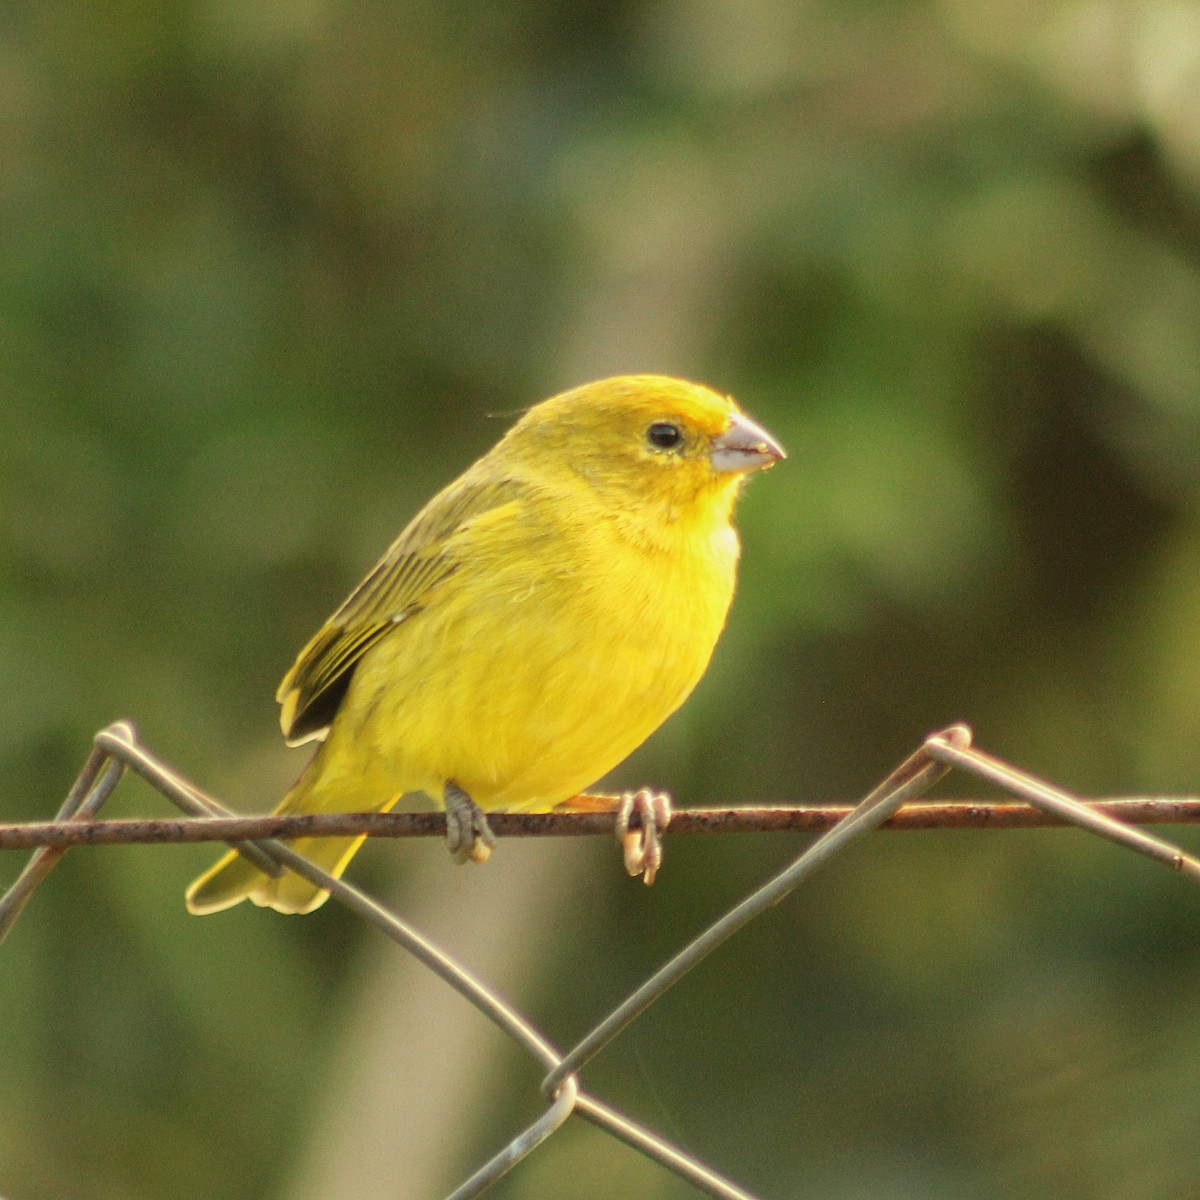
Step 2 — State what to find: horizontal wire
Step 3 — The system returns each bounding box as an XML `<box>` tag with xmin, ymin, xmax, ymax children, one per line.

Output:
<box><xmin>2</xmin><ymin>796</ymin><xmax>1200</xmax><ymax>850</ymax></box>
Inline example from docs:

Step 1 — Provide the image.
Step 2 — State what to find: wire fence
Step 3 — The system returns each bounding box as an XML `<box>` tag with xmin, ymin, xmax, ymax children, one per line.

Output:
<box><xmin>4</xmin><ymin>721</ymin><xmax>1200</xmax><ymax>1198</ymax></box>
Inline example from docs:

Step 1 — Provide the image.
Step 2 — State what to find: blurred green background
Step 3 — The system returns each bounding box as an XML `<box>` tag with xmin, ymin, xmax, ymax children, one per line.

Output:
<box><xmin>4</xmin><ymin>1</ymin><xmax>1200</xmax><ymax>1197</ymax></box>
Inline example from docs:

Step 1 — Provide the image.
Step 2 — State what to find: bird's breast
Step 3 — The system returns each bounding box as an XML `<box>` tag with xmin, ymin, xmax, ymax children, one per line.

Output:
<box><xmin>343</xmin><ymin>502</ymin><xmax>739</xmax><ymax>809</ymax></box>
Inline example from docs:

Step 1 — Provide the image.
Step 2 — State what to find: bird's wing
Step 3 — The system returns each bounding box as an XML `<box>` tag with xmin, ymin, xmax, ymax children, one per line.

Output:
<box><xmin>277</xmin><ymin>475</ymin><xmax>524</xmax><ymax>744</ymax></box>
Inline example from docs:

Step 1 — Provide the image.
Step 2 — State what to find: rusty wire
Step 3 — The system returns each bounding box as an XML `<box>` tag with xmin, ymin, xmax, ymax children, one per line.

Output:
<box><xmin>4</xmin><ymin>720</ymin><xmax>1200</xmax><ymax>1198</ymax></box>
<box><xmin>6</xmin><ymin>796</ymin><xmax>1200</xmax><ymax>854</ymax></box>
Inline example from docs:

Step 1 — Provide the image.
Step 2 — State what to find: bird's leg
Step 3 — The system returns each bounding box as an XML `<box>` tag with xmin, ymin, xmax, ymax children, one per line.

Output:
<box><xmin>558</xmin><ymin>789</ymin><xmax>673</xmax><ymax>884</ymax></box>
<box><xmin>615</xmin><ymin>788</ymin><xmax>672</xmax><ymax>885</ymax></box>
<box><xmin>443</xmin><ymin>781</ymin><xmax>495</xmax><ymax>865</ymax></box>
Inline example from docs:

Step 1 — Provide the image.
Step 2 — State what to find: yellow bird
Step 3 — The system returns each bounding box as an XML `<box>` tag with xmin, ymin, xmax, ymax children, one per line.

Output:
<box><xmin>185</xmin><ymin>375</ymin><xmax>783</xmax><ymax>915</ymax></box>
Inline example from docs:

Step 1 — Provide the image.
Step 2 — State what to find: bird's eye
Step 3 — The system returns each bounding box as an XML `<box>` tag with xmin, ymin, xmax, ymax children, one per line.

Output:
<box><xmin>646</xmin><ymin>422</ymin><xmax>683</xmax><ymax>450</ymax></box>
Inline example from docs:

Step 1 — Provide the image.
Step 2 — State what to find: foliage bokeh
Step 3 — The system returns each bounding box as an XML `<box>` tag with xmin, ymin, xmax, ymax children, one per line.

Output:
<box><xmin>4</xmin><ymin>1</ymin><xmax>1200</xmax><ymax>1197</ymax></box>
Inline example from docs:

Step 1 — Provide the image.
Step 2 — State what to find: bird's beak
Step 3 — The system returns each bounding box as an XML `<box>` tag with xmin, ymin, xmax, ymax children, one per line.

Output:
<box><xmin>710</xmin><ymin>412</ymin><xmax>786</xmax><ymax>473</ymax></box>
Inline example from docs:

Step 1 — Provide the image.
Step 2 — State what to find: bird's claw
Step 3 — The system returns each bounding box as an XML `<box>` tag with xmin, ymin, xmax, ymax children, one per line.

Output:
<box><xmin>444</xmin><ymin>783</ymin><xmax>496</xmax><ymax>865</ymax></box>
<box><xmin>615</xmin><ymin>788</ymin><xmax>672</xmax><ymax>885</ymax></box>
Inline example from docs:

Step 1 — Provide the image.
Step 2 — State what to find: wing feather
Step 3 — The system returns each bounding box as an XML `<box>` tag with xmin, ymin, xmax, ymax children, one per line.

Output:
<box><xmin>277</xmin><ymin>475</ymin><xmax>524</xmax><ymax>744</ymax></box>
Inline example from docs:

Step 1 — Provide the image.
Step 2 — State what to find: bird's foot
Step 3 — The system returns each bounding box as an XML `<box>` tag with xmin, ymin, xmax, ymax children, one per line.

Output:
<box><xmin>615</xmin><ymin>788</ymin><xmax>673</xmax><ymax>885</ymax></box>
<box><xmin>444</xmin><ymin>782</ymin><xmax>496</xmax><ymax>865</ymax></box>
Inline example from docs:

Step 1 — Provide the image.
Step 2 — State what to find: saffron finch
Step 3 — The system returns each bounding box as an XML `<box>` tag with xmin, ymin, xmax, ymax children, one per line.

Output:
<box><xmin>185</xmin><ymin>375</ymin><xmax>783</xmax><ymax>914</ymax></box>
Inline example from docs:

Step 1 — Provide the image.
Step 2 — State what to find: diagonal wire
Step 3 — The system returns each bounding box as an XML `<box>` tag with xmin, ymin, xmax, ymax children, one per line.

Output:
<box><xmin>541</xmin><ymin>724</ymin><xmax>972</xmax><ymax>1098</ymax></box>
<box><xmin>576</xmin><ymin>1095</ymin><xmax>759</xmax><ymax>1200</ymax></box>
<box><xmin>104</xmin><ymin>726</ymin><xmax>582</xmax><ymax>1198</ymax></box>
<box><xmin>927</xmin><ymin>739</ymin><xmax>1200</xmax><ymax>881</ymax></box>
<box><xmin>92</xmin><ymin>724</ymin><xmax>284</xmax><ymax>876</ymax></box>
<box><xmin>443</xmin><ymin>1083</ymin><xmax>578</xmax><ymax>1200</ymax></box>
<box><xmin>0</xmin><ymin>740</ymin><xmax>126</xmax><ymax>937</ymax></box>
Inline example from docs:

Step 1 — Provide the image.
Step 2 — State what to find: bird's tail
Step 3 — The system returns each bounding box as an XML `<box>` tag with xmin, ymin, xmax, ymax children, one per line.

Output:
<box><xmin>184</xmin><ymin>766</ymin><xmax>384</xmax><ymax>916</ymax></box>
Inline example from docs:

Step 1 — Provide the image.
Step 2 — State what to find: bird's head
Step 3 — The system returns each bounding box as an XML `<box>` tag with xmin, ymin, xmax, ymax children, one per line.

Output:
<box><xmin>507</xmin><ymin>375</ymin><xmax>784</xmax><ymax>528</ymax></box>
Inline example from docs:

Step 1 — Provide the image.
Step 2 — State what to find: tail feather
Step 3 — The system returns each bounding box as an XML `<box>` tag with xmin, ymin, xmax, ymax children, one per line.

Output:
<box><xmin>184</xmin><ymin>832</ymin><xmax>369</xmax><ymax>915</ymax></box>
<box><xmin>185</xmin><ymin>750</ymin><xmax>407</xmax><ymax>914</ymax></box>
